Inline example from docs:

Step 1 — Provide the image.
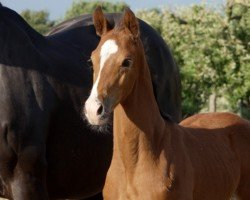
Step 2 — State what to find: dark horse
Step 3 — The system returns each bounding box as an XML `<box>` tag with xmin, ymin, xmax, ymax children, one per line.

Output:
<box><xmin>0</xmin><ymin>5</ymin><xmax>181</xmax><ymax>200</ymax></box>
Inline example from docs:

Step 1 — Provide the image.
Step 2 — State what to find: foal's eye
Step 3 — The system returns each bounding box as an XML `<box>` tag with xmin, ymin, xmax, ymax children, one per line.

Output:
<box><xmin>87</xmin><ymin>59</ymin><xmax>93</xmax><ymax>67</ymax></box>
<box><xmin>122</xmin><ymin>58</ymin><xmax>132</xmax><ymax>68</ymax></box>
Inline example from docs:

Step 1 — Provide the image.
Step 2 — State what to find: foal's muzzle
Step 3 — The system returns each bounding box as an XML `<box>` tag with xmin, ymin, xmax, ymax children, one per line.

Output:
<box><xmin>84</xmin><ymin>97</ymin><xmax>110</xmax><ymax>126</ymax></box>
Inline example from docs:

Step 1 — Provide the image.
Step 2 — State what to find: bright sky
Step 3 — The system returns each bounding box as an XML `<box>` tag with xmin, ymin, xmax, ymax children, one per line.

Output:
<box><xmin>1</xmin><ymin>0</ymin><xmax>225</xmax><ymax>20</ymax></box>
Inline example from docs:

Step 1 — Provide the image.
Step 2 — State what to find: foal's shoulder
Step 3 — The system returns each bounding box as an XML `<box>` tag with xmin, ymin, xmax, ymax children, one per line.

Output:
<box><xmin>179</xmin><ymin>112</ymin><xmax>245</xmax><ymax>129</ymax></box>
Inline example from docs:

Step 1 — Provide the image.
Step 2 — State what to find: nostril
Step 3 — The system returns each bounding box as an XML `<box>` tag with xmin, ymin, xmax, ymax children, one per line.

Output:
<box><xmin>97</xmin><ymin>104</ymin><xmax>104</xmax><ymax>116</ymax></box>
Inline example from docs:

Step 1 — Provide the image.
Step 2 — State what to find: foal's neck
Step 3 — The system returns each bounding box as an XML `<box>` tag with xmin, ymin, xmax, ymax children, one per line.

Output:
<box><xmin>113</xmin><ymin>51</ymin><xmax>169</xmax><ymax>171</ymax></box>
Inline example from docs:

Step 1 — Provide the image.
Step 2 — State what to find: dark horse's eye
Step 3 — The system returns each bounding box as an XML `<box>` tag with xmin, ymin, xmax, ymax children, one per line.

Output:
<box><xmin>122</xmin><ymin>58</ymin><xmax>132</xmax><ymax>68</ymax></box>
<box><xmin>87</xmin><ymin>59</ymin><xmax>93</xmax><ymax>67</ymax></box>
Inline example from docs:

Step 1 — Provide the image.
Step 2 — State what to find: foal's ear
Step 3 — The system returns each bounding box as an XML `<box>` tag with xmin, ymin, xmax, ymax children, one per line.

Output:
<box><xmin>93</xmin><ymin>6</ymin><xmax>111</xmax><ymax>36</ymax></box>
<box><xmin>122</xmin><ymin>7</ymin><xmax>139</xmax><ymax>37</ymax></box>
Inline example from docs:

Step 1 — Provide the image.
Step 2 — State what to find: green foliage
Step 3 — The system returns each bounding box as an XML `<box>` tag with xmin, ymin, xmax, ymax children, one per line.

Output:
<box><xmin>64</xmin><ymin>0</ymin><xmax>128</xmax><ymax>20</ymax></box>
<box><xmin>225</xmin><ymin>1</ymin><xmax>250</xmax><ymax>118</ymax></box>
<box><xmin>137</xmin><ymin>2</ymin><xmax>250</xmax><ymax>118</ymax></box>
<box><xmin>137</xmin><ymin>9</ymin><xmax>163</xmax><ymax>33</ymax></box>
<box><xmin>227</xmin><ymin>0</ymin><xmax>250</xmax><ymax>47</ymax></box>
<box><xmin>21</xmin><ymin>10</ymin><xmax>55</xmax><ymax>35</ymax></box>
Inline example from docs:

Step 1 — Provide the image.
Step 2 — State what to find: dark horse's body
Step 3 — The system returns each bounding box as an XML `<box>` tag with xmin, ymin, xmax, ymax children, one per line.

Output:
<box><xmin>0</xmin><ymin>5</ymin><xmax>181</xmax><ymax>200</ymax></box>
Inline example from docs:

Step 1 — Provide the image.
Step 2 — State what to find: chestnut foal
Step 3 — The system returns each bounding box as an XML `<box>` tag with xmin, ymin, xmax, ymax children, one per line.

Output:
<box><xmin>85</xmin><ymin>7</ymin><xmax>250</xmax><ymax>200</ymax></box>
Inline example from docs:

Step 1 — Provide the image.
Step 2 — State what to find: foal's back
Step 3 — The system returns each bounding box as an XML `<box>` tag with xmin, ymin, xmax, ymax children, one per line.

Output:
<box><xmin>179</xmin><ymin>112</ymin><xmax>250</xmax><ymax>199</ymax></box>
<box><xmin>180</xmin><ymin>112</ymin><xmax>250</xmax><ymax>157</ymax></box>
<box><xmin>180</xmin><ymin>112</ymin><xmax>247</xmax><ymax>128</ymax></box>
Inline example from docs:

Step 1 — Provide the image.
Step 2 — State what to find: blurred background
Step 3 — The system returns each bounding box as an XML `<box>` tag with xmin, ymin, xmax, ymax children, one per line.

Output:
<box><xmin>1</xmin><ymin>0</ymin><xmax>249</xmax><ymax>119</ymax></box>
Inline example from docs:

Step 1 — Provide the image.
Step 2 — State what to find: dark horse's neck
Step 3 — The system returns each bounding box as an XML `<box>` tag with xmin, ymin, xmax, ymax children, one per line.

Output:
<box><xmin>113</xmin><ymin>43</ymin><xmax>170</xmax><ymax>175</ymax></box>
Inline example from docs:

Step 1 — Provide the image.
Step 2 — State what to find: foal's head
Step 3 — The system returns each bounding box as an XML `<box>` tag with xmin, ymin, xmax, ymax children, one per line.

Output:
<box><xmin>85</xmin><ymin>7</ymin><xmax>143</xmax><ymax>127</ymax></box>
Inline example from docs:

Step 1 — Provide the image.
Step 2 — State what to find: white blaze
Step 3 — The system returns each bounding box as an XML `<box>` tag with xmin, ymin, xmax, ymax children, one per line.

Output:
<box><xmin>85</xmin><ymin>39</ymin><xmax>118</xmax><ymax>125</ymax></box>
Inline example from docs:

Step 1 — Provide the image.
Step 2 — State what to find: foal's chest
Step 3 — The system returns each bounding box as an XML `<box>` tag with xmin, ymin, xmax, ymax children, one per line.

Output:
<box><xmin>124</xmin><ymin>177</ymin><xmax>169</xmax><ymax>200</ymax></box>
<box><xmin>108</xmin><ymin>162</ymin><xmax>171</xmax><ymax>200</ymax></box>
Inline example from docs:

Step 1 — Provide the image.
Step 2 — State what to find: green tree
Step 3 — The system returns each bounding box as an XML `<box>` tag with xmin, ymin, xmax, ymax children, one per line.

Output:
<box><xmin>65</xmin><ymin>0</ymin><xmax>128</xmax><ymax>20</ymax></box>
<box><xmin>227</xmin><ymin>0</ymin><xmax>250</xmax><ymax>48</ymax></box>
<box><xmin>140</xmin><ymin>6</ymin><xmax>230</xmax><ymax>116</ymax></box>
<box><xmin>21</xmin><ymin>9</ymin><xmax>55</xmax><ymax>35</ymax></box>
<box><xmin>137</xmin><ymin>9</ymin><xmax>163</xmax><ymax>34</ymax></box>
<box><xmin>137</xmin><ymin>4</ymin><xmax>250</xmax><ymax>118</ymax></box>
<box><xmin>225</xmin><ymin>0</ymin><xmax>250</xmax><ymax>118</ymax></box>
